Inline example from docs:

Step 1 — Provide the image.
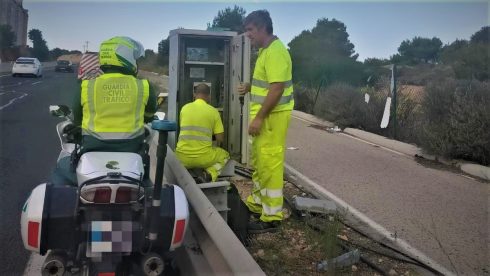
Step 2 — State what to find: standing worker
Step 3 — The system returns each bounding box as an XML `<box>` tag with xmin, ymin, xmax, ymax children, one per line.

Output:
<box><xmin>176</xmin><ymin>83</ymin><xmax>230</xmax><ymax>183</ymax></box>
<box><xmin>238</xmin><ymin>10</ymin><xmax>294</xmax><ymax>233</ymax></box>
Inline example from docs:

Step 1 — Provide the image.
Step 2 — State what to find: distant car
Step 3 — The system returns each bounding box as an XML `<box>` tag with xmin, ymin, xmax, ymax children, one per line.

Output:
<box><xmin>77</xmin><ymin>52</ymin><xmax>103</xmax><ymax>80</ymax></box>
<box><xmin>55</xmin><ymin>60</ymin><xmax>73</xmax><ymax>72</ymax></box>
<box><xmin>12</xmin><ymin>57</ymin><xmax>43</xmax><ymax>77</ymax></box>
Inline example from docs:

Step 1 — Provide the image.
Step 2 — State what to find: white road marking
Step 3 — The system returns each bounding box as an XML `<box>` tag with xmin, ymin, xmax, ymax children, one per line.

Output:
<box><xmin>31</xmin><ymin>81</ymin><xmax>42</xmax><ymax>85</ymax></box>
<box><xmin>23</xmin><ymin>253</ymin><xmax>44</xmax><ymax>276</ymax></box>
<box><xmin>1</xmin><ymin>82</ymin><xmax>24</xmax><ymax>88</ymax></box>
<box><xmin>0</xmin><ymin>93</ymin><xmax>28</xmax><ymax>110</ymax></box>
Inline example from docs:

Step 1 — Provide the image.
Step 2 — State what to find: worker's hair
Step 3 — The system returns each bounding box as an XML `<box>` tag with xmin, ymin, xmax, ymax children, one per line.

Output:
<box><xmin>194</xmin><ymin>83</ymin><xmax>210</xmax><ymax>95</ymax></box>
<box><xmin>243</xmin><ymin>10</ymin><xmax>273</xmax><ymax>35</ymax></box>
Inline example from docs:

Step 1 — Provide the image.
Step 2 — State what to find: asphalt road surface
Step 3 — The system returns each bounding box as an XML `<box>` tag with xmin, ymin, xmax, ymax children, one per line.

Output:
<box><xmin>0</xmin><ymin>68</ymin><xmax>78</xmax><ymax>275</ymax></box>
<box><xmin>286</xmin><ymin>117</ymin><xmax>489</xmax><ymax>275</ymax></box>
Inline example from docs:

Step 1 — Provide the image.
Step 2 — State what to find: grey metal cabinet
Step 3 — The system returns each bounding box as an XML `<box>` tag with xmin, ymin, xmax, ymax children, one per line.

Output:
<box><xmin>168</xmin><ymin>29</ymin><xmax>251</xmax><ymax>164</ymax></box>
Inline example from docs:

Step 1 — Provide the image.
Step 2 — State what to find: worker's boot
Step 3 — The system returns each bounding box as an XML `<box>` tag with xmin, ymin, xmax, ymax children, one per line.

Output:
<box><xmin>247</xmin><ymin>220</ymin><xmax>281</xmax><ymax>234</ymax></box>
<box><xmin>196</xmin><ymin>170</ymin><xmax>212</xmax><ymax>183</ymax></box>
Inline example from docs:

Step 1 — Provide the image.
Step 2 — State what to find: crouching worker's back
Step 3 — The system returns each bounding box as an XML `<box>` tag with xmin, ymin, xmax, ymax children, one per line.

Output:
<box><xmin>175</xmin><ymin>83</ymin><xmax>229</xmax><ymax>183</ymax></box>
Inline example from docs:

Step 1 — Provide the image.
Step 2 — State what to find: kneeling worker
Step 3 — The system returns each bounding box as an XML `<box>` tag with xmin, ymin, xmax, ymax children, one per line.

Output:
<box><xmin>175</xmin><ymin>83</ymin><xmax>230</xmax><ymax>182</ymax></box>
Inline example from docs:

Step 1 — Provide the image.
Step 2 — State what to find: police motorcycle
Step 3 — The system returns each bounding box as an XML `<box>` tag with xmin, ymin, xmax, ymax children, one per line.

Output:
<box><xmin>20</xmin><ymin>105</ymin><xmax>189</xmax><ymax>276</ymax></box>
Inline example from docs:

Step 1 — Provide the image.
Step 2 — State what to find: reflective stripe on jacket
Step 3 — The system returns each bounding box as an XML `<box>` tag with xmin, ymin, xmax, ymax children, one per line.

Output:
<box><xmin>81</xmin><ymin>73</ymin><xmax>149</xmax><ymax>140</ymax></box>
<box><xmin>176</xmin><ymin>99</ymin><xmax>224</xmax><ymax>158</ymax></box>
<box><xmin>250</xmin><ymin>39</ymin><xmax>294</xmax><ymax>116</ymax></box>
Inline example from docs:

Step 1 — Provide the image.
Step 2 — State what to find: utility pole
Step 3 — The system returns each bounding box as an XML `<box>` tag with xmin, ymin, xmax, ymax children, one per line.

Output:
<box><xmin>311</xmin><ymin>78</ymin><xmax>325</xmax><ymax>114</ymax></box>
<box><xmin>85</xmin><ymin>41</ymin><xmax>89</xmax><ymax>53</ymax></box>
<box><xmin>391</xmin><ymin>64</ymin><xmax>397</xmax><ymax>140</ymax></box>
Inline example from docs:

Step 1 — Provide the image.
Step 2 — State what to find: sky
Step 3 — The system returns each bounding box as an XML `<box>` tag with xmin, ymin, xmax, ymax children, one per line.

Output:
<box><xmin>23</xmin><ymin>0</ymin><xmax>489</xmax><ymax>61</ymax></box>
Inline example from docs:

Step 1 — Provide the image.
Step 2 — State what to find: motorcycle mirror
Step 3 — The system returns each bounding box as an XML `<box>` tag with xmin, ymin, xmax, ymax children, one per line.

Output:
<box><xmin>49</xmin><ymin>105</ymin><xmax>71</xmax><ymax>117</ymax></box>
<box><xmin>157</xmin><ymin>92</ymin><xmax>168</xmax><ymax>107</ymax></box>
<box><xmin>155</xmin><ymin>111</ymin><xmax>166</xmax><ymax>120</ymax></box>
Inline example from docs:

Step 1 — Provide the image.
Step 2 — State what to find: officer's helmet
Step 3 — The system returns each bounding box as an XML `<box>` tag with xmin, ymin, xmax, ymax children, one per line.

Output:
<box><xmin>99</xmin><ymin>36</ymin><xmax>145</xmax><ymax>74</ymax></box>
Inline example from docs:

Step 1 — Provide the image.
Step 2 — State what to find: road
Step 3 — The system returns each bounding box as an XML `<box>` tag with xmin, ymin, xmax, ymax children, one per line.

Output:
<box><xmin>0</xmin><ymin>68</ymin><xmax>78</xmax><ymax>275</ymax></box>
<box><xmin>286</xmin><ymin>117</ymin><xmax>489</xmax><ymax>275</ymax></box>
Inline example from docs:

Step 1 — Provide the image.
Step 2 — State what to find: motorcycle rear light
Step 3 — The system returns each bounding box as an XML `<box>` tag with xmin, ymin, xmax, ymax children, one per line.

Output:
<box><xmin>27</xmin><ymin>221</ymin><xmax>40</xmax><ymax>248</ymax></box>
<box><xmin>115</xmin><ymin>187</ymin><xmax>131</xmax><ymax>203</ymax></box>
<box><xmin>94</xmin><ymin>188</ymin><xmax>112</xmax><ymax>203</ymax></box>
<box><xmin>172</xmin><ymin>219</ymin><xmax>186</xmax><ymax>245</ymax></box>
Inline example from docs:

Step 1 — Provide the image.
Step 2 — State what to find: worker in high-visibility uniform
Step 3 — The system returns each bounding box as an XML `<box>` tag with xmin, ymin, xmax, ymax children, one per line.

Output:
<box><xmin>238</xmin><ymin>10</ymin><xmax>294</xmax><ymax>233</ymax></box>
<box><xmin>176</xmin><ymin>83</ymin><xmax>230</xmax><ymax>183</ymax></box>
<box><xmin>51</xmin><ymin>36</ymin><xmax>157</xmax><ymax>185</ymax></box>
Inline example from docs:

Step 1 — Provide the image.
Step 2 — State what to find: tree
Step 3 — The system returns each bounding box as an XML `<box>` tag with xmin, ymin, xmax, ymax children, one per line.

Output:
<box><xmin>0</xmin><ymin>24</ymin><xmax>16</xmax><ymax>49</ymax></box>
<box><xmin>288</xmin><ymin>18</ymin><xmax>364</xmax><ymax>86</ymax></box>
<box><xmin>470</xmin><ymin>26</ymin><xmax>489</xmax><ymax>44</ymax></box>
<box><xmin>49</xmin><ymin>47</ymin><xmax>70</xmax><ymax>60</ymax></box>
<box><xmin>440</xmin><ymin>39</ymin><xmax>468</xmax><ymax>64</ymax></box>
<box><xmin>439</xmin><ymin>27</ymin><xmax>489</xmax><ymax>81</ymax></box>
<box><xmin>396</xmin><ymin>36</ymin><xmax>443</xmax><ymax>64</ymax></box>
<box><xmin>209</xmin><ymin>5</ymin><xmax>246</xmax><ymax>33</ymax></box>
<box><xmin>28</xmin><ymin>29</ymin><xmax>49</xmax><ymax>61</ymax></box>
<box><xmin>157</xmin><ymin>37</ymin><xmax>169</xmax><ymax>66</ymax></box>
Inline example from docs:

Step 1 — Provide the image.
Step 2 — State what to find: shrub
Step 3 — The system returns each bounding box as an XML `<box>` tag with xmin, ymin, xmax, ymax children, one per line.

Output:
<box><xmin>293</xmin><ymin>84</ymin><xmax>316</xmax><ymax>114</ymax></box>
<box><xmin>313</xmin><ymin>83</ymin><xmax>365</xmax><ymax>128</ymax></box>
<box><xmin>420</xmin><ymin>79</ymin><xmax>490</xmax><ymax>165</ymax></box>
<box><xmin>398</xmin><ymin>64</ymin><xmax>455</xmax><ymax>86</ymax></box>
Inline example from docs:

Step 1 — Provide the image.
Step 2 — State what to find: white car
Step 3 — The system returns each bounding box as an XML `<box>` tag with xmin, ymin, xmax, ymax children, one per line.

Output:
<box><xmin>12</xmin><ymin>57</ymin><xmax>43</xmax><ymax>77</ymax></box>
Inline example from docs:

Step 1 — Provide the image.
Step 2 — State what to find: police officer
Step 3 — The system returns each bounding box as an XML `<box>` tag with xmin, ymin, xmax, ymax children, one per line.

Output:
<box><xmin>73</xmin><ymin>36</ymin><xmax>157</xmax><ymax>153</ymax></box>
<box><xmin>175</xmin><ymin>83</ymin><xmax>230</xmax><ymax>183</ymax></box>
<box><xmin>238</xmin><ymin>10</ymin><xmax>294</xmax><ymax>233</ymax></box>
<box><xmin>52</xmin><ymin>37</ymin><xmax>157</xmax><ymax>185</ymax></box>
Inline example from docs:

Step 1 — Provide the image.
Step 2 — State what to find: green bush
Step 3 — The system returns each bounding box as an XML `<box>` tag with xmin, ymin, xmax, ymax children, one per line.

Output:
<box><xmin>420</xmin><ymin>79</ymin><xmax>490</xmax><ymax>165</ymax></box>
<box><xmin>398</xmin><ymin>64</ymin><xmax>455</xmax><ymax>86</ymax></box>
<box><xmin>296</xmin><ymin>79</ymin><xmax>426</xmax><ymax>143</ymax></box>
<box><xmin>295</xmin><ymin>77</ymin><xmax>489</xmax><ymax>165</ymax></box>
<box><xmin>313</xmin><ymin>83</ymin><xmax>365</xmax><ymax>128</ymax></box>
<box><xmin>293</xmin><ymin>84</ymin><xmax>316</xmax><ymax>114</ymax></box>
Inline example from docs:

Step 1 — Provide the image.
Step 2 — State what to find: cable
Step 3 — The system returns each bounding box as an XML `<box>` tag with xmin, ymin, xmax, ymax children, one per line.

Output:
<box><xmin>302</xmin><ymin>217</ymin><xmax>388</xmax><ymax>275</ymax></box>
<box><xmin>284</xmin><ymin>191</ymin><xmax>442</xmax><ymax>275</ymax></box>
<box><xmin>338</xmin><ymin>242</ymin><xmax>388</xmax><ymax>276</ymax></box>
<box><xmin>340</xmin><ymin>221</ymin><xmax>442</xmax><ymax>275</ymax></box>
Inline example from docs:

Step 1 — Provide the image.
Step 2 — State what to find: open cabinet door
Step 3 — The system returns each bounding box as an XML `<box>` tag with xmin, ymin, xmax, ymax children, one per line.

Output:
<box><xmin>230</xmin><ymin>34</ymin><xmax>251</xmax><ymax>165</ymax></box>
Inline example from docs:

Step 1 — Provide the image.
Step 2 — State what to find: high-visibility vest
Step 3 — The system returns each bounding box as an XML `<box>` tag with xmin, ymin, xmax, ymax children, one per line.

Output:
<box><xmin>81</xmin><ymin>73</ymin><xmax>149</xmax><ymax>140</ymax></box>
<box><xmin>250</xmin><ymin>39</ymin><xmax>294</xmax><ymax>116</ymax></box>
<box><xmin>176</xmin><ymin>99</ymin><xmax>224</xmax><ymax>157</ymax></box>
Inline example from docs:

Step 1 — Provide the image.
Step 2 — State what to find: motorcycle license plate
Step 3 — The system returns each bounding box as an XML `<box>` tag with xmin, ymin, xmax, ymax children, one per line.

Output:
<box><xmin>90</xmin><ymin>221</ymin><xmax>133</xmax><ymax>253</ymax></box>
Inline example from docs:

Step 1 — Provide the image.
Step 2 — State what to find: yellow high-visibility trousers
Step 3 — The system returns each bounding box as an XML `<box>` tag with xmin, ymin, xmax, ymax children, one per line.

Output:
<box><xmin>176</xmin><ymin>147</ymin><xmax>229</xmax><ymax>182</ymax></box>
<box><xmin>246</xmin><ymin>111</ymin><xmax>291</xmax><ymax>222</ymax></box>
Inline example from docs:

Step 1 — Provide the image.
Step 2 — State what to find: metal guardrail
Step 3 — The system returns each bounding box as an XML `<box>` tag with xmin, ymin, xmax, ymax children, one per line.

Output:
<box><xmin>151</xmin><ymin>142</ymin><xmax>264</xmax><ymax>275</ymax></box>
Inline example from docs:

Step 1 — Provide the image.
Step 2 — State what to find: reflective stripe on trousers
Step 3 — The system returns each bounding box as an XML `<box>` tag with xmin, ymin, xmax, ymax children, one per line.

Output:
<box><xmin>246</xmin><ymin>110</ymin><xmax>291</xmax><ymax>222</ymax></box>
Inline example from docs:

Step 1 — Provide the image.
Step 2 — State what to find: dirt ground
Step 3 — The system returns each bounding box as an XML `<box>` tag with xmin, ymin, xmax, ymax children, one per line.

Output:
<box><xmin>231</xmin><ymin>177</ymin><xmax>423</xmax><ymax>276</ymax></box>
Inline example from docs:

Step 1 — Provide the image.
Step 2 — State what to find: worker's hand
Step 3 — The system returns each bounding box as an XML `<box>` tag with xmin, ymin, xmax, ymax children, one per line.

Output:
<box><xmin>248</xmin><ymin>117</ymin><xmax>263</xmax><ymax>136</ymax></box>
<box><xmin>237</xmin><ymin>82</ymin><xmax>251</xmax><ymax>95</ymax></box>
